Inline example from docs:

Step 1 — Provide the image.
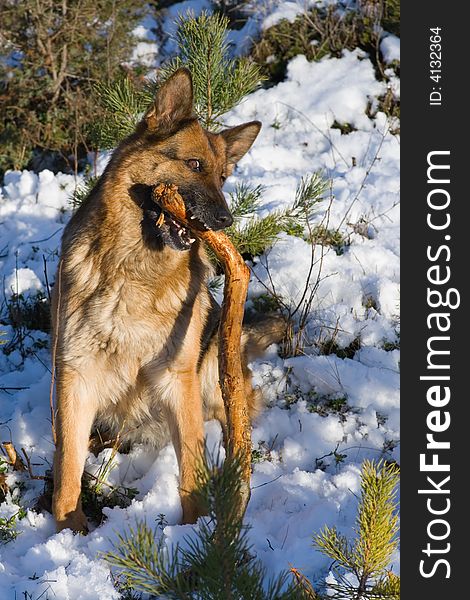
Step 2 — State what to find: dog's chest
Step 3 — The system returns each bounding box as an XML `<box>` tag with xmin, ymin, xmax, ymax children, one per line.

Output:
<box><xmin>60</xmin><ymin>232</ymin><xmax>211</xmax><ymax>377</ymax></box>
<box><xmin>94</xmin><ymin>267</ymin><xmax>201</xmax><ymax>350</ymax></box>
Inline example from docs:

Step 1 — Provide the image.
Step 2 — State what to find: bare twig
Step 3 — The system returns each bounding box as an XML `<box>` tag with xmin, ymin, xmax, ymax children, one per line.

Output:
<box><xmin>276</xmin><ymin>101</ymin><xmax>349</xmax><ymax>169</ymax></box>
<box><xmin>21</xmin><ymin>448</ymin><xmax>48</xmax><ymax>480</ymax></box>
<box><xmin>2</xmin><ymin>441</ymin><xmax>27</xmax><ymax>471</ymax></box>
<box><xmin>42</xmin><ymin>255</ymin><xmax>52</xmax><ymax>305</ymax></box>
<box><xmin>290</xmin><ymin>565</ymin><xmax>318</xmax><ymax>599</ymax></box>
<box><xmin>336</xmin><ymin>124</ymin><xmax>390</xmax><ymax>231</ymax></box>
<box><xmin>28</xmin><ymin>229</ymin><xmax>62</xmax><ymax>245</ymax></box>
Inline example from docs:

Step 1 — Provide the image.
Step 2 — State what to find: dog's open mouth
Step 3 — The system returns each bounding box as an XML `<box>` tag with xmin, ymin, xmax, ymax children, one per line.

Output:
<box><xmin>159</xmin><ymin>210</ymin><xmax>196</xmax><ymax>250</ymax></box>
<box><xmin>146</xmin><ymin>186</ymin><xmax>213</xmax><ymax>251</ymax></box>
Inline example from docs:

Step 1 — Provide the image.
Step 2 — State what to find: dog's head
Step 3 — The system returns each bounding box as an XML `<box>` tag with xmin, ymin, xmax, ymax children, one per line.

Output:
<box><xmin>123</xmin><ymin>68</ymin><xmax>261</xmax><ymax>250</ymax></box>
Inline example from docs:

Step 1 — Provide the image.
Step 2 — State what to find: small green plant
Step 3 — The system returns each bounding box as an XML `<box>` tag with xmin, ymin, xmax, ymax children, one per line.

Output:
<box><xmin>318</xmin><ymin>337</ymin><xmax>361</xmax><ymax>360</ymax></box>
<box><xmin>331</xmin><ymin>121</ymin><xmax>357</xmax><ymax>135</ymax></box>
<box><xmin>6</xmin><ymin>291</ymin><xmax>50</xmax><ymax>333</ymax></box>
<box><xmin>313</xmin><ymin>460</ymin><xmax>400</xmax><ymax>599</ymax></box>
<box><xmin>0</xmin><ymin>456</ymin><xmax>8</xmax><ymax>474</ymax></box>
<box><xmin>81</xmin><ymin>474</ymin><xmax>139</xmax><ymax>526</ymax></box>
<box><xmin>104</xmin><ymin>452</ymin><xmax>305</xmax><ymax>598</ymax></box>
<box><xmin>0</xmin><ymin>456</ymin><xmax>9</xmax><ymax>502</ymax></box>
<box><xmin>251</xmin><ymin>439</ymin><xmax>276</xmax><ymax>464</ymax></box>
<box><xmin>0</xmin><ymin>508</ymin><xmax>27</xmax><ymax>544</ymax></box>
<box><xmin>363</xmin><ymin>295</ymin><xmax>378</xmax><ymax>311</ymax></box>
<box><xmin>309</xmin><ymin>225</ymin><xmax>349</xmax><ymax>255</ymax></box>
<box><xmin>251</xmin><ymin>292</ymin><xmax>281</xmax><ymax>314</ymax></box>
<box><xmin>225</xmin><ymin>172</ymin><xmax>328</xmax><ymax>262</ymax></box>
<box><xmin>81</xmin><ymin>445</ymin><xmax>138</xmax><ymax>525</ymax></box>
<box><xmin>381</xmin><ymin>339</ymin><xmax>400</xmax><ymax>352</ymax></box>
<box><xmin>2</xmin><ymin>288</ymin><xmax>51</xmax><ymax>361</ymax></box>
<box><xmin>308</xmin><ymin>396</ymin><xmax>351</xmax><ymax>424</ymax></box>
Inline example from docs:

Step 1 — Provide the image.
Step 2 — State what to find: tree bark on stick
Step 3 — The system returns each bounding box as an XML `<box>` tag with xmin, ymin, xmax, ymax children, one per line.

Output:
<box><xmin>152</xmin><ymin>183</ymin><xmax>252</xmax><ymax>516</ymax></box>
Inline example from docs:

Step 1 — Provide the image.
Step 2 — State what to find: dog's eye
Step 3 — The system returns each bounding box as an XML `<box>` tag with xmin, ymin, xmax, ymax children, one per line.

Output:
<box><xmin>186</xmin><ymin>159</ymin><xmax>202</xmax><ymax>172</ymax></box>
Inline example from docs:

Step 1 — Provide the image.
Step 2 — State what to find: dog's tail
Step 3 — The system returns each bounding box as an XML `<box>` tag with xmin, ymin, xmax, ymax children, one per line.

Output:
<box><xmin>242</xmin><ymin>314</ymin><xmax>285</xmax><ymax>360</ymax></box>
<box><xmin>200</xmin><ymin>313</ymin><xmax>285</xmax><ymax>426</ymax></box>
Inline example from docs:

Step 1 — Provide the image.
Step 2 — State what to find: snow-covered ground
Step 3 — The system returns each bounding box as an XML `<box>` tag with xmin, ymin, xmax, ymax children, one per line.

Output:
<box><xmin>0</xmin><ymin>2</ymin><xmax>399</xmax><ymax>598</ymax></box>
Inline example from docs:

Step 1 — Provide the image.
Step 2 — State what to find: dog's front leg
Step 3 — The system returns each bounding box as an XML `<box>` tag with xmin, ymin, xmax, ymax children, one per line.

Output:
<box><xmin>167</xmin><ymin>369</ymin><xmax>205</xmax><ymax>524</ymax></box>
<box><xmin>53</xmin><ymin>366</ymin><xmax>96</xmax><ymax>533</ymax></box>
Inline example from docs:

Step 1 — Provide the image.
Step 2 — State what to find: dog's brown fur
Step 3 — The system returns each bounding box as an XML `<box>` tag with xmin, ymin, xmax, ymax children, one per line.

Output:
<box><xmin>51</xmin><ymin>68</ymin><xmax>281</xmax><ymax>533</ymax></box>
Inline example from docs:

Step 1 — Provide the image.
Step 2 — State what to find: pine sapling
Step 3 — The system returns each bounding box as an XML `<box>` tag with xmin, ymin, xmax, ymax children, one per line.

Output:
<box><xmin>313</xmin><ymin>459</ymin><xmax>400</xmax><ymax>599</ymax></box>
<box><xmin>104</xmin><ymin>451</ymin><xmax>306</xmax><ymax>599</ymax></box>
<box><xmin>160</xmin><ymin>11</ymin><xmax>264</xmax><ymax>130</ymax></box>
<box><xmin>91</xmin><ymin>10</ymin><xmax>264</xmax><ymax>152</ymax></box>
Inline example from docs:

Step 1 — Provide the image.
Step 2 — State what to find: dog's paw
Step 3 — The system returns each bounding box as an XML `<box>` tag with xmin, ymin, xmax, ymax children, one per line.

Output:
<box><xmin>55</xmin><ymin>508</ymin><xmax>89</xmax><ymax>534</ymax></box>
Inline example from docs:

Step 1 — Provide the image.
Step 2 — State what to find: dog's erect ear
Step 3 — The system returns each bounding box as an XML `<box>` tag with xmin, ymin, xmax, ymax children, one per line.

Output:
<box><xmin>145</xmin><ymin>68</ymin><xmax>194</xmax><ymax>131</ymax></box>
<box><xmin>220</xmin><ymin>121</ymin><xmax>262</xmax><ymax>166</ymax></box>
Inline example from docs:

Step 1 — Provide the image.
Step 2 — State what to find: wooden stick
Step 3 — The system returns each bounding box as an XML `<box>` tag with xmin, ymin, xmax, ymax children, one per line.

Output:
<box><xmin>152</xmin><ymin>183</ymin><xmax>252</xmax><ymax>516</ymax></box>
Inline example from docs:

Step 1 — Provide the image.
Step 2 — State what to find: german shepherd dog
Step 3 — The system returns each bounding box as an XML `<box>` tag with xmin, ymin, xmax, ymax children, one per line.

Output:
<box><xmin>51</xmin><ymin>68</ymin><xmax>281</xmax><ymax>533</ymax></box>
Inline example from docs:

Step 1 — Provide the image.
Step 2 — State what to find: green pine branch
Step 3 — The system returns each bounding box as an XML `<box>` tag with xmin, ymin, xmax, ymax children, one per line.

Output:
<box><xmin>223</xmin><ymin>172</ymin><xmax>328</xmax><ymax>260</ymax></box>
<box><xmin>104</xmin><ymin>451</ymin><xmax>307</xmax><ymax>599</ymax></box>
<box><xmin>89</xmin><ymin>77</ymin><xmax>154</xmax><ymax>150</ymax></box>
<box><xmin>70</xmin><ymin>176</ymin><xmax>100</xmax><ymax>209</ymax></box>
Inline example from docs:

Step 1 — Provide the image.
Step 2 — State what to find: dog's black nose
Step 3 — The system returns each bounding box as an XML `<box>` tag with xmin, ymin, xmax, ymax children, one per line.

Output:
<box><xmin>213</xmin><ymin>209</ymin><xmax>234</xmax><ymax>229</ymax></box>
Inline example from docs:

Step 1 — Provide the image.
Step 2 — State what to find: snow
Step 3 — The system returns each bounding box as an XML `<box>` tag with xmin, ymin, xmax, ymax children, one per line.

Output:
<box><xmin>4</xmin><ymin>268</ymin><xmax>43</xmax><ymax>297</ymax></box>
<box><xmin>261</xmin><ymin>1</ymin><xmax>334</xmax><ymax>30</ymax></box>
<box><xmin>0</xmin><ymin>2</ymin><xmax>399</xmax><ymax>598</ymax></box>
<box><xmin>381</xmin><ymin>34</ymin><xmax>401</xmax><ymax>64</ymax></box>
<box><xmin>129</xmin><ymin>13</ymin><xmax>159</xmax><ymax>68</ymax></box>
<box><xmin>262</xmin><ymin>1</ymin><xmax>314</xmax><ymax>29</ymax></box>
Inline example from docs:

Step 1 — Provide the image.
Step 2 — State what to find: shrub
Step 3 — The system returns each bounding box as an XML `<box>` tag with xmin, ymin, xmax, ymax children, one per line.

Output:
<box><xmin>251</xmin><ymin>2</ymin><xmax>400</xmax><ymax>85</ymax></box>
<box><xmin>0</xmin><ymin>0</ymin><xmax>145</xmax><ymax>176</ymax></box>
<box><xmin>223</xmin><ymin>173</ymin><xmax>328</xmax><ymax>263</ymax></box>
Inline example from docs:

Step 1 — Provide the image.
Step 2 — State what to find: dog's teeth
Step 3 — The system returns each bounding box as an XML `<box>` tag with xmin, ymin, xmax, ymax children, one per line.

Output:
<box><xmin>190</xmin><ymin>215</ymin><xmax>197</xmax><ymax>220</ymax></box>
<box><xmin>189</xmin><ymin>238</ymin><xmax>196</xmax><ymax>243</ymax></box>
